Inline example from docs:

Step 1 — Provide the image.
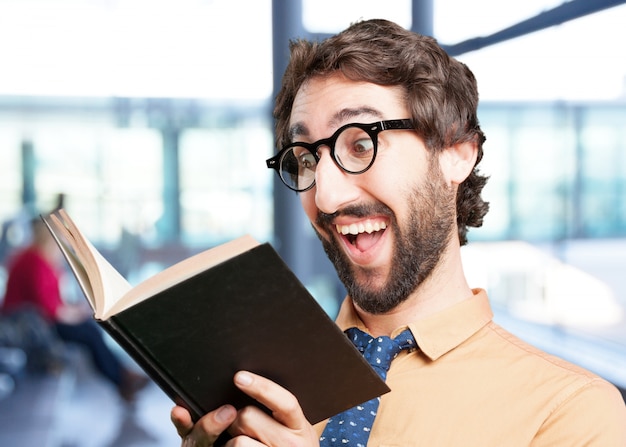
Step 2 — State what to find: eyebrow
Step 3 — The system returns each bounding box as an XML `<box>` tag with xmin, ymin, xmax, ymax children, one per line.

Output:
<box><xmin>288</xmin><ymin>106</ymin><xmax>384</xmax><ymax>142</ymax></box>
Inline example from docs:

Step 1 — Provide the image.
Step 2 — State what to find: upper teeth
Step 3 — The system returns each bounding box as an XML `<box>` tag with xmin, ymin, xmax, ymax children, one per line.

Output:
<box><xmin>336</xmin><ymin>221</ymin><xmax>387</xmax><ymax>235</ymax></box>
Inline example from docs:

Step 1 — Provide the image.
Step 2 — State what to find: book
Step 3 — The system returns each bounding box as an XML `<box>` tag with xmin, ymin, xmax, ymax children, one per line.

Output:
<box><xmin>42</xmin><ymin>209</ymin><xmax>389</xmax><ymax>425</ymax></box>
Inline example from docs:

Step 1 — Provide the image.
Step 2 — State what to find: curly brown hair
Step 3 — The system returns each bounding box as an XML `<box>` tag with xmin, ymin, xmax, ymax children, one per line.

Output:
<box><xmin>274</xmin><ymin>19</ymin><xmax>489</xmax><ymax>245</ymax></box>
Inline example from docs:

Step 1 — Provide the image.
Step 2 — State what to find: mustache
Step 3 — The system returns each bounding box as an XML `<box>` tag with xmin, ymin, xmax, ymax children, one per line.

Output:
<box><xmin>315</xmin><ymin>203</ymin><xmax>394</xmax><ymax>229</ymax></box>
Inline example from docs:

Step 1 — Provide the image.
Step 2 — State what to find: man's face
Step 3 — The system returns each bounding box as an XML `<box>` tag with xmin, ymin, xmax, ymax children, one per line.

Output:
<box><xmin>290</xmin><ymin>74</ymin><xmax>456</xmax><ymax>314</ymax></box>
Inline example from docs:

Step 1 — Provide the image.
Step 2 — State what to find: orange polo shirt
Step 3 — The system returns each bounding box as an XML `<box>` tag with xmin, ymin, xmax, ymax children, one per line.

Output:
<box><xmin>315</xmin><ymin>289</ymin><xmax>626</xmax><ymax>446</ymax></box>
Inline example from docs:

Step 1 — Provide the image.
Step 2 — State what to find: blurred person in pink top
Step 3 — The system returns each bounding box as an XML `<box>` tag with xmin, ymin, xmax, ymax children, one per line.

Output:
<box><xmin>2</xmin><ymin>217</ymin><xmax>147</xmax><ymax>402</ymax></box>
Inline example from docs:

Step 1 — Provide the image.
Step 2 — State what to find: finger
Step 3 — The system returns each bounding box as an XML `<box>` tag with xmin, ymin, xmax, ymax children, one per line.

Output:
<box><xmin>171</xmin><ymin>406</ymin><xmax>194</xmax><ymax>438</ymax></box>
<box><xmin>234</xmin><ymin>371</ymin><xmax>307</xmax><ymax>429</ymax></box>
<box><xmin>230</xmin><ymin>401</ymin><xmax>319</xmax><ymax>447</ymax></box>
<box><xmin>172</xmin><ymin>405</ymin><xmax>237</xmax><ymax>447</ymax></box>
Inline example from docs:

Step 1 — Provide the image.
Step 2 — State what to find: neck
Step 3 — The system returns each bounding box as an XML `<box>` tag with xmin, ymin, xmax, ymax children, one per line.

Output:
<box><xmin>354</xmin><ymin>241</ymin><xmax>472</xmax><ymax>337</ymax></box>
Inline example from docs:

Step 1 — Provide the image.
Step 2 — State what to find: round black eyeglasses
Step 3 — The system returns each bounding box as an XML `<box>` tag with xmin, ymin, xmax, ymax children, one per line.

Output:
<box><xmin>266</xmin><ymin>119</ymin><xmax>413</xmax><ymax>192</ymax></box>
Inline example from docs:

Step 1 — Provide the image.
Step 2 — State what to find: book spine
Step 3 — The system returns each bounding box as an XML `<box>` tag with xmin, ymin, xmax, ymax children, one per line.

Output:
<box><xmin>98</xmin><ymin>318</ymin><xmax>204</xmax><ymax>421</ymax></box>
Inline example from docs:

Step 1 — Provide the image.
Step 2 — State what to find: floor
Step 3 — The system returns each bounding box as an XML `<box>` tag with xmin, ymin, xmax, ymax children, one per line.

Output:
<box><xmin>0</xmin><ymin>349</ymin><xmax>181</xmax><ymax>447</ymax></box>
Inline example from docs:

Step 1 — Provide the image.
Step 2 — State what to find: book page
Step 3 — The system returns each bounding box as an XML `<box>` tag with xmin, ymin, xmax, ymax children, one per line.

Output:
<box><xmin>82</xmin><ymin>236</ymin><xmax>133</xmax><ymax>319</ymax></box>
<box><xmin>48</xmin><ymin>209</ymin><xmax>260</xmax><ymax>320</ymax></box>
<box><xmin>43</xmin><ymin>214</ymin><xmax>97</xmax><ymax>310</ymax></box>
<box><xmin>59</xmin><ymin>210</ymin><xmax>132</xmax><ymax>319</ymax></box>
<box><xmin>44</xmin><ymin>210</ymin><xmax>131</xmax><ymax>319</ymax></box>
<box><xmin>106</xmin><ymin>235</ymin><xmax>259</xmax><ymax>319</ymax></box>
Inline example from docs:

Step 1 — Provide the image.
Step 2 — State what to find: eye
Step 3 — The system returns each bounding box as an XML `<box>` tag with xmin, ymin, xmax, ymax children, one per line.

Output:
<box><xmin>352</xmin><ymin>137</ymin><xmax>374</xmax><ymax>155</ymax></box>
<box><xmin>337</xmin><ymin>127</ymin><xmax>374</xmax><ymax>158</ymax></box>
<box><xmin>292</xmin><ymin>146</ymin><xmax>316</xmax><ymax>170</ymax></box>
<box><xmin>298</xmin><ymin>152</ymin><xmax>316</xmax><ymax>169</ymax></box>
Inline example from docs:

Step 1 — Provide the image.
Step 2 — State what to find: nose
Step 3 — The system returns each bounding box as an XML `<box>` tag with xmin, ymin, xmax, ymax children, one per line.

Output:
<box><xmin>313</xmin><ymin>146</ymin><xmax>360</xmax><ymax>214</ymax></box>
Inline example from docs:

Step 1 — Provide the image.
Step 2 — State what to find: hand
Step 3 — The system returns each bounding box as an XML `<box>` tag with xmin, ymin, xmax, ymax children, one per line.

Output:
<box><xmin>56</xmin><ymin>303</ymin><xmax>90</xmax><ymax>324</ymax></box>
<box><xmin>171</xmin><ymin>370</ymin><xmax>320</xmax><ymax>447</ymax></box>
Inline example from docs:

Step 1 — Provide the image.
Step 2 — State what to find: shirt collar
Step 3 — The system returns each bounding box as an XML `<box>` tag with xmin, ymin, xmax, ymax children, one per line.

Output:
<box><xmin>335</xmin><ymin>288</ymin><xmax>493</xmax><ymax>361</ymax></box>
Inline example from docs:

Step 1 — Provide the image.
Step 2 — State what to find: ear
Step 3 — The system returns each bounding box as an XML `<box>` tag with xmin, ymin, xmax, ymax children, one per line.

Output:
<box><xmin>438</xmin><ymin>140</ymin><xmax>478</xmax><ymax>186</ymax></box>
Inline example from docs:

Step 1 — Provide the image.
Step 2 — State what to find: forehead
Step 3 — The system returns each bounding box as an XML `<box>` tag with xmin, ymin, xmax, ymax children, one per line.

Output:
<box><xmin>289</xmin><ymin>75</ymin><xmax>408</xmax><ymax>138</ymax></box>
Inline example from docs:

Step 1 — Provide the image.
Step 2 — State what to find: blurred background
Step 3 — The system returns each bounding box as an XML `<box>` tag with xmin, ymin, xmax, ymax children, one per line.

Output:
<box><xmin>0</xmin><ymin>0</ymin><xmax>625</xmax><ymax>445</ymax></box>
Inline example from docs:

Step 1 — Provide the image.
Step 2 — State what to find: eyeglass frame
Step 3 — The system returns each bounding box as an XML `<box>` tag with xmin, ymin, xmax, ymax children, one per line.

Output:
<box><xmin>266</xmin><ymin>118</ymin><xmax>414</xmax><ymax>192</ymax></box>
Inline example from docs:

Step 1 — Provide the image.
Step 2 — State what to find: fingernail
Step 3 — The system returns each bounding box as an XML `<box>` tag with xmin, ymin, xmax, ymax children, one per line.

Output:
<box><xmin>235</xmin><ymin>371</ymin><xmax>252</xmax><ymax>386</ymax></box>
<box><xmin>215</xmin><ymin>405</ymin><xmax>234</xmax><ymax>423</ymax></box>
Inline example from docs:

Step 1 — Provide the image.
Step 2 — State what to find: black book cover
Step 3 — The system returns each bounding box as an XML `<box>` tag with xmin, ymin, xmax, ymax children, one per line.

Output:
<box><xmin>100</xmin><ymin>243</ymin><xmax>389</xmax><ymax>424</ymax></box>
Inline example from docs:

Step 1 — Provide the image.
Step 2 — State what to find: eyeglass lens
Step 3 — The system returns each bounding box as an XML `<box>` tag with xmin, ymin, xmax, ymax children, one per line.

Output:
<box><xmin>279</xmin><ymin>125</ymin><xmax>375</xmax><ymax>191</ymax></box>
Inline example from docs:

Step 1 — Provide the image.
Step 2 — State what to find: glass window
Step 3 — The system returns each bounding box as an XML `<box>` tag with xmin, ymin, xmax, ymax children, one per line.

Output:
<box><xmin>0</xmin><ymin>0</ymin><xmax>272</xmax><ymax>100</ymax></box>
<box><xmin>0</xmin><ymin>129</ymin><xmax>22</xmax><ymax>217</ymax></box>
<box><xmin>437</xmin><ymin>1</ymin><xmax>626</xmax><ymax>102</ymax></box>
<box><xmin>579</xmin><ymin>108</ymin><xmax>626</xmax><ymax>237</ymax></box>
<box><xmin>179</xmin><ymin>120</ymin><xmax>274</xmax><ymax>246</ymax></box>
<box><xmin>302</xmin><ymin>0</ymin><xmax>411</xmax><ymax>33</ymax></box>
<box><xmin>29</xmin><ymin>125</ymin><xmax>163</xmax><ymax>246</ymax></box>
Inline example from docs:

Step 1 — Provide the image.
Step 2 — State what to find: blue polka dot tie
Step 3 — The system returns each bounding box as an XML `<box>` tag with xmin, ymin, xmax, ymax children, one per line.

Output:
<box><xmin>320</xmin><ymin>327</ymin><xmax>416</xmax><ymax>447</ymax></box>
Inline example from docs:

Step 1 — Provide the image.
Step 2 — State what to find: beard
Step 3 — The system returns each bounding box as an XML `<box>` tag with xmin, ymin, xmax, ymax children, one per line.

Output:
<box><xmin>315</xmin><ymin>166</ymin><xmax>456</xmax><ymax>314</ymax></box>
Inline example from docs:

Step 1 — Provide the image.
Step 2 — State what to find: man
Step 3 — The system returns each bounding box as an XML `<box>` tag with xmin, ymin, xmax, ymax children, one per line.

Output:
<box><xmin>172</xmin><ymin>19</ymin><xmax>626</xmax><ymax>446</ymax></box>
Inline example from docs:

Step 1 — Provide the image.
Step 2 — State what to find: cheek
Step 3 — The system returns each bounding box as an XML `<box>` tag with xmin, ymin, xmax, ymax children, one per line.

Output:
<box><xmin>299</xmin><ymin>191</ymin><xmax>318</xmax><ymax>223</ymax></box>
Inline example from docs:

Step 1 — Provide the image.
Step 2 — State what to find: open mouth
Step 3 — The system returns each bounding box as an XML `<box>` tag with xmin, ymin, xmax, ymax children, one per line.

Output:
<box><xmin>335</xmin><ymin>220</ymin><xmax>388</xmax><ymax>252</ymax></box>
